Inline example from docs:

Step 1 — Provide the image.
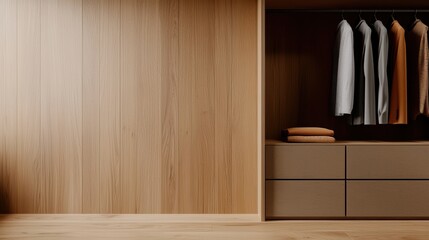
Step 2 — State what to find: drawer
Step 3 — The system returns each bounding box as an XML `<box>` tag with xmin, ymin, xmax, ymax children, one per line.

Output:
<box><xmin>266</xmin><ymin>180</ymin><xmax>345</xmax><ymax>218</ymax></box>
<box><xmin>266</xmin><ymin>146</ymin><xmax>345</xmax><ymax>179</ymax></box>
<box><xmin>347</xmin><ymin>181</ymin><xmax>429</xmax><ymax>217</ymax></box>
<box><xmin>347</xmin><ymin>145</ymin><xmax>429</xmax><ymax>179</ymax></box>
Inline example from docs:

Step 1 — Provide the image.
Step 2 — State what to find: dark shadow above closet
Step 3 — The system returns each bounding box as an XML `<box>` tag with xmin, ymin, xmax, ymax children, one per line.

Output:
<box><xmin>266</xmin><ymin>0</ymin><xmax>429</xmax><ymax>10</ymax></box>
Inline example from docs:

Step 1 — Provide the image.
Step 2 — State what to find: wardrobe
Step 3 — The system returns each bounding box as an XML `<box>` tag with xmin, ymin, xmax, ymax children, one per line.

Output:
<box><xmin>265</xmin><ymin>0</ymin><xmax>429</xmax><ymax>219</ymax></box>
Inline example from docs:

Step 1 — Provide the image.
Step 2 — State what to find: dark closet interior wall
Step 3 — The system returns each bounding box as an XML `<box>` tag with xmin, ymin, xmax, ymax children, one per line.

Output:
<box><xmin>266</xmin><ymin>11</ymin><xmax>429</xmax><ymax>141</ymax></box>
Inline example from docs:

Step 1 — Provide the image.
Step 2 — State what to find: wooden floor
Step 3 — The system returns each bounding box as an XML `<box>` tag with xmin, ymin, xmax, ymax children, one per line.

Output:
<box><xmin>0</xmin><ymin>216</ymin><xmax>429</xmax><ymax>239</ymax></box>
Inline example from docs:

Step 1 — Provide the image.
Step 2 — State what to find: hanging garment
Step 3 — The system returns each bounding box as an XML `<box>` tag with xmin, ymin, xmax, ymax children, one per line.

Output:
<box><xmin>389</xmin><ymin>20</ymin><xmax>408</xmax><ymax>124</ymax></box>
<box><xmin>353</xmin><ymin>20</ymin><xmax>376</xmax><ymax>125</ymax></box>
<box><xmin>406</xmin><ymin>19</ymin><xmax>429</xmax><ymax>119</ymax></box>
<box><xmin>332</xmin><ymin>20</ymin><xmax>355</xmax><ymax>116</ymax></box>
<box><xmin>372</xmin><ymin>20</ymin><xmax>390</xmax><ymax>124</ymax></box>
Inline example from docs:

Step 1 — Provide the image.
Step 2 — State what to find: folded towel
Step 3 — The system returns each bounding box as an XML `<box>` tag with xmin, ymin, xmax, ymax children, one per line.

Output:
<box><xmin>283</xmin><ymin>127</ymin><xmax>334</xmax><ymax>137</ymax></box>
<box><xmin>287</xmin><ymin>136</ymin><xmax>336</xmax><ymax>143</ymax></box>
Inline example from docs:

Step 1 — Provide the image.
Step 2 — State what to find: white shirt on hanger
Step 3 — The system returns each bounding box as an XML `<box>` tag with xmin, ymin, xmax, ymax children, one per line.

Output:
<box><xmin>353</xmin><ymin>20</ymin><xmax>376</xmax><ymax>125</ymax></box>
<box><xmin>333</xmin><ymin>20</ymin><xmax>355</xmax><ymax>117</ymax></box>
<box><xmin>374</xmin><ymin>20</ymin><xmax>389</xmax><ymax>124</ymax></box>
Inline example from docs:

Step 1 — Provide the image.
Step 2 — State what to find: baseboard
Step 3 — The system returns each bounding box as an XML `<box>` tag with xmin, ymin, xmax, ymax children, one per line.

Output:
<box><xmin>0</xmin><ymin>214</ymin><xmax>261</xmax><ymax>223</ymax></box>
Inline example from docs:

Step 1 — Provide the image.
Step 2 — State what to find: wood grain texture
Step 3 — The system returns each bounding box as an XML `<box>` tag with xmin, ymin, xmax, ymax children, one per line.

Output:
<box><xmin>137</xmin><ymin>0</ymin><xmax>163</xmax><ymax>213</ymax></box>
<box><xmin>16</xmin><ymin>0</ymin><xmax>41</xmax><ymax>213</ymax></box>
<box><xmin>160</xmin><ymin>0</ymin><xmax>179</xmax><ymax>214</ymax></box>
<box><xmin>0</xmin><ymin>0</ymin><xmax>18</xmax><ymax>213</ymax></box>
<box><xmin>99</xmin><ymin>0</ymin><xmax>121</xmax><ymax>214</ymax></box>
<box><xmin>232</xmin><ymin>0</ymin><xmax>258</xmax><ymax>213</ymax></box>
<box><xmin>214</xmin><ymin>0</ymin><xmax>233</xmax><ymax>213</ymax></box>
<box><xmin>178</xmin><ymin>0</ymin><xmax>202</xmax><ymax>213</ymax></box>
<box><xmin>0</xmin><ymin>0</ymin><xmax>259</xmax><ymax>214</ymax></box>
<box><xmin>195</xmin><ymin>0</ymin><xmax>216</xmax><ymax>214</ymax></box>
<box><xmin>121</xmin><ymin>0</ymin><xmax>163</xmax><ymax>213</ymax></box>
<box><xmin>4</xmin><ymin>216</ymin><xmax>429</xmax><ymax>239</ymax></box>
<box><xmin>120</xmin><ymin>0</ymin><xmax>141</xmax><ymax>213</ymax></box>
<box><xmin>82</xmin><ymin>0</ymin><xmax>101</xmax><ymax>214</ymax></box>
<box><xmin>41</xmin><ymin>0</ymin><xmax>83</xmax><ymax>213</ymax></box>
<box><xmin>257</xmin><ymin>0</ymin><xmax>265</xmax><ymax>221</ymax></box>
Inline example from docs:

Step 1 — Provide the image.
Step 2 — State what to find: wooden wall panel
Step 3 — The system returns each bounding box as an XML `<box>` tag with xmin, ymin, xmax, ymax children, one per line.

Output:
<box><xmin>232</xmin><ymin>0</ymin><xmax>258</xmax><ymax>213</ymax></box>
<box><xmin>195</xmin><ymin>0</ymin><xmax>216</xmax><ymax>214</ymax></box>
<box><xmin>17</xmin><ymin>0</ymin><xmax>41</xmax><ymax>213</ymax></box>
<box><xmin>121</xmin><ymin>0</ymin><xmax>164</xmax><ymax>213</ymax></box>
<box><xmin>160</xmin><ymin>0</ymin><xmax>179</xmax><ymax>213</ymax></box>
<box><xmin>0</xmin><ymin>0</ymin><xmax>18</xmax><ymax>213</ymax></box>
<box><xmin>214</xmin><ymin>0</ymin><xmax>233</xmax><ymax>213</ymax></box>
<box><xmin>41</xmin><ymin>0</ymin><xmax>82</xmax><ymax>213</ymax></box>
<box><xmin>178</xmin><ymin>0</ymin><xmax>201</xmax><ymax>213</ymax></box>
<box><xmin>82</xmin><ymin>0</ymin><xmax>101</xmax><ymax>214</ymax></box>
<box><xmin>99</xmin><ymin>0</ymin><xmax>121</xmax><ymax>214</ymax></box>
<box><xmin>0</xmin><ymin>0</ymin><xmax>258</xmax><ymax>214</ymax></box>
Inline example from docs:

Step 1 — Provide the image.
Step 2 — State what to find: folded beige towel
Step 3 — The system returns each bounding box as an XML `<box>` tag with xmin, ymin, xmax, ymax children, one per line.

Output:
<box><xmin>287</xmin><ymin>136</ymin><xmax>336</xmax><ymax>143</ymax></box>
<box><xmin>283</xmin><ymin>127</ymin><xmax>334</xmax><ymax>137</ymax></box>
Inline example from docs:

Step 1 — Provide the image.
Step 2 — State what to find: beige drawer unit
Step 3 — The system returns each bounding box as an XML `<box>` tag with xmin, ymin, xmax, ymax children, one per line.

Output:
<box><xmin>266</xmin><ymin>145</ymin><xmax>345</xmax><ymax>179</ymax></box>
<box><xmin>266</xmin><ymin>180</ymin><xmax>345</xmax><ymax>218</ymax></box>
<box><xmin>347</xmin><ymin>181</ymin><xmax>429</xmax><ymax>217</ymax></box>
<box><xmin>347</xmin><ymin>145</ymin><xmax>429</xmax><ymax>179</ymax></box>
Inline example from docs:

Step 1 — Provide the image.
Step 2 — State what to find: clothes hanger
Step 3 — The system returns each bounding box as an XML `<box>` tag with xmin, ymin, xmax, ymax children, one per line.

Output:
<box><xmin>341</xmin><ymin>10</ymin><xmax>345</xmax><ymax>20</ymax></box>
<box><xmin>391</xmin><ymin>9</ymin><xmax>395</xmax><ymax>21</ymax></box>
<box><xmin>356</xmin><ymin>10</ymin><xmax>365</xmax><ymax>28</ymax></box>
<box><xmin>411</xmin><ymin>9</ymin><xmax>420</xmax><ymax>28</ymax></box>
<box><xmin>374</xmin><ymin>10</ymin><xmax>378</xmax><ymax>21</ymax></box>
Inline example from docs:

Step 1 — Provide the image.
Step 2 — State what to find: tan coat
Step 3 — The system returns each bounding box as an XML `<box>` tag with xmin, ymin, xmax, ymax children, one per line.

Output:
<box><xmin>407</xmin><ymin>20</ymin><xmax>429</xmax><ymax>119</ymax></box>
<box><xmin>389</xmin><ymin>20</ymin><xmax>408</xmax><ymax>124</ymax></box>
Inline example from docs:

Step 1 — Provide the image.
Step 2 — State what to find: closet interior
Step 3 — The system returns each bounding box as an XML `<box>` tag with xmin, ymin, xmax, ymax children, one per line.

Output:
<box><xmin>265</xmin><ymin>1</ymin><xmax>429</xmax><ymax>220</ymax></box>
<box><xmin>266</xmin><ymin>10</ymin><xmax>429</xmax><ymax>141</ymax></box>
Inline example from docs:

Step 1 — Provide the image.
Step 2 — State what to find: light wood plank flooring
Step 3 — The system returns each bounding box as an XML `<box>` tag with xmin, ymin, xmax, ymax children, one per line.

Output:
<box><xmin>0</xmin><ymin>215</ymin><xmax>429</xmax><ymax>239</ymax></box>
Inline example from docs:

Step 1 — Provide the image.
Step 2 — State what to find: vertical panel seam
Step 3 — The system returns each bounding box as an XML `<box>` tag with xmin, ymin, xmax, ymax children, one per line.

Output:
<box><xmin>98</xmin><ymin>0</ymin><xmax>102</xmax><ymax>214</ymax></box>
<box><xmin>176</xmin><ymin>0</ymin><xmax>180</xmax><ymax>214</ymax></box>
<box><xmin>39</xmin><ymin>0</ymin><xmax>43</xmax><ymax>214</ymax></box>
<box><xmin>228</xmin><ymin>0</ymin><xmax>233</xmax><ymax>213</ymax></box>
<box><xmin>15</xmin><ymin>0</ymin><xmax>19</xmax><ymax>214</ymax></box>
<box><xmin>119</xmin><ymin>0</ymin><xmax>123</xmax><ymax>214</ymax></box>
<box><xmin>81</xmin><ymin>0</ymin><xmax>84</xmax><ymax>214</ymax></box>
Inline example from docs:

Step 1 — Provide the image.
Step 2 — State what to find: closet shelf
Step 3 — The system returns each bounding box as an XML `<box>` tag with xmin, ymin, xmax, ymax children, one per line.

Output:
<box><xmin>266</xmin><ymin>139</ymin><xmax>429</xmax><ymax>146</ymax></box>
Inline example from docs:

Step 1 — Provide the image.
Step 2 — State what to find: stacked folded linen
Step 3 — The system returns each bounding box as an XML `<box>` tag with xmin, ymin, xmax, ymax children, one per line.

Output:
<box><xmin>281</xmin><ymin>127</ymin><xmax>335</xmax><ymax>143</ymax></box>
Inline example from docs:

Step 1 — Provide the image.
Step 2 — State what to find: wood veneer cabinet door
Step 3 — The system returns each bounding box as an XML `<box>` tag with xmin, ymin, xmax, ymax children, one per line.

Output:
<box><xmin>0</xmin><ymin>0</ymin><xmax>259</xmax><ymax>214</ymax></box>
<box><xmin>266</xmin><ymin>180</ymin><xmax>345</xmax><ymax>218</ymax></box>
<box><xmin>347</xmin><ymin>181</ymin><xmax>429</xmax><ymax>217</ymax></box>
<box><xmin>347</xmin><ymin>145</ymin><xmax>429</xmax><ymax>179</ymax></box>
<box><xmin>266</xmin><ymin>146</ymin><xmax>345</xmax><ymax>179</ymax></box>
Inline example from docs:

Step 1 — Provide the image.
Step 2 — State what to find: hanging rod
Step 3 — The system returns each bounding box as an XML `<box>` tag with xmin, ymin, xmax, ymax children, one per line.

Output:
<box><xmin>270</xmin><ymin>9</ymin><xmax>429</xmax><ymax>13</ymax></box>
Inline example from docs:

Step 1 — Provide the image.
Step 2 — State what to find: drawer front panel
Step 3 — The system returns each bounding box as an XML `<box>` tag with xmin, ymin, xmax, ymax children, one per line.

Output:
<box><xmin>347</xmin><ymin>146</ymin><xmax>429</xmax><ymax>179</ymax></box>
<box><xmin>266</xmin><ymin>146</ymin><xmax>345</xmax><ymax>179</ymax></box>
<box><xmin>266</xmin><ymin>180</ymin><xmax>345</xmax><ymax>218</ymax></box>
<box><xmin>347</xmin><ymin>181</ymin><xmax>429</xmax><ymax>217</ymax></box>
